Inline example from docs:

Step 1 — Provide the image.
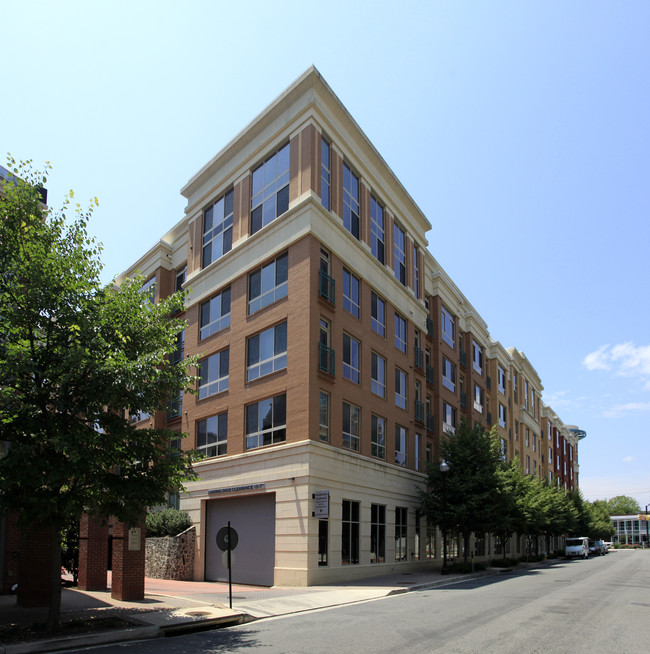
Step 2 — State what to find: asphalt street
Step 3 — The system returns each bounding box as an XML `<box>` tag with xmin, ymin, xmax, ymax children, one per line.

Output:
<box><xmin>76</xmin><ymin>550</ymin><xmax>649</xmax><ymax>654</ymax></box>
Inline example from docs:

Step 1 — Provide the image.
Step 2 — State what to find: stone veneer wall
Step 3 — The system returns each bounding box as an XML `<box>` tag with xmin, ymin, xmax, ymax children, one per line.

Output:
<box><xmin>145</xmin><ymin>526</ymin><xmax>195</xmax><ymax>580</ymax></box>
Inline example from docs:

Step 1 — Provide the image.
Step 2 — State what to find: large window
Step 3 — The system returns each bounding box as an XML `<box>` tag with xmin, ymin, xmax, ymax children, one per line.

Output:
<box><xmin>499</xmin><ymin>403</ymin><xmax>507</xmax><ymax>428</ymax></box>
<box><xmin>200</xmin><ymin>287</ymin><xmax>231</xmax><ymax>340</ymax></box>
<box><xmin>198</xmin><ymin>349</ymin><xmax>229</xmax><ymax>399</ymax></box>
<box><xmin>472</xmin><ymin>341</ymin><xmax>483</xmax><ymax>374</ymax></box>
<box><xmin>442</xmin><ymin>357</ymin><xmax>456</xmax><ymax>392</ymax></box>
<box><xmin>343</xmin><ymin>269</ymin><xmax>360</xmax><ymax>318</ymax></box>
<box><xmin>245</xmin><ymin>394</ymin><xmax>287</xmax><ymax>449</ymax></box>
<box><xmin>370</xmin><ymin>196</ymin><xmax>385</xmax><ymax>264</ymax></box>
<box><xmin>248</xmin><ymin>252</ymin><xmax>288</xmax><ymax>315</ymax></box>
<box><xmin>395</xmin><ymin>367</ymin><xmax>407</xmax><ymax>410</ymax></box>
<box><xmin>371</xmin><ymin>352</ymin><xmax>386</xmax><ymax>398</ymax></box>
<box><xmin>247</xmin><ymin>322</ymin><xmax>287</xmax><ymax>381</ymax></box>
<box><xmin>342</xmin><ymin>402</ymin><xmax>360</xmax><ymax>452</ymax></box>
<box><xmin>203</xmin><ymin>189</ymin><xmax>234</xmax><ymax>267</ymax></box>
<box><xmin>395</xmin><ymin>425</ymin><xmax>407</xmax><ymax>466</ymax></box>
<box><xmin>473</xmin><ymin>384</ymin><xmax>484</xmax><ymax>413</ymax></box>
<box><xmin>251</xmin><ymin>143</ymin><xmax>290</xmax><ymax>234</ymax></box>
<box><xmin>498</xmin><ymin>366</ymin><xmax>506</xmax><ymax>394</ymax></box>
<box><xmin>197</xmin><ymin>413</ymin><xmax>228</xmax><ymax>458</ymax></box>
<box><xmin>370</xmin><ymin>504</ymin><xmax>386</xmax><ymax>563</ymax></box>
<box><xmin>342</xmin><ymin>333</ymin><xmax>360</xmax><ymax>384</ymax></box>
<box><xmin>394</xmin><ymin>313</ymin><xmax>407</xmax><ymax>353</ymax></box>
<box><xmin>395</xmin><ymin>507</ymin><xmax>408</xmax><ymax>561</ymax></box>
<box><xmin>393</xmin><ymin>223</ymin><xmax>406</xmax><ymax>285</ymax></box>
<box><xmin>441</xmin><ymin>306</ymin><xmax>454</xmax><ymax>347</ymax></box>
<box><xmin>342</xmin><ymin>500</ymin><xmax>360</xmax><ymax>565</ymax></box>
<box><xmin>443</xmin><ymin>402</ymin><xmax>456</xmax><ymax>434</ymax></box>
<box><xmin>319</xmin><ymin>391</ymin><xmax>329</xmax><ymax>442</ymax></box>
<box><xmin>371</xmin><ymin>292</ymin><xmax>386</xmax><ymax>337</ymax></box>
<box><xmin>371</xmin><ymin>414</ymin><xmax>386</xmax><ymax>459</ymax></box>
<box><xmin>342</xmin><ymin>163</ymin><xmax>360</xmax><ymax>239</ymax></box>
<box><xmin>320</xmin><ymin>137</ymin><xmax>330</xmax><ymax>211</ymax></box>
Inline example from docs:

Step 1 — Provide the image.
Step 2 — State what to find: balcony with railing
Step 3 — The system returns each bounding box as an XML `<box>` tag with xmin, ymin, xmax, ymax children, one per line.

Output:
<box><xmin>460</xmin><ymin>349</ymin><xmax>467</xmax><ymax>368</ymax></box>
<box><xmin>319</xmin><ymin>343</ymin><xmax>335</xmax><ymax>375</ymax></box>
<box><xmin>319</xmin><ymin>269</ymin><xmax>336</xmax><ymax>304</ymax></box>
<box><xmin>426</xmin><ymin>364</ymin><xmax>435</xmax><ymax>386</ymax></box>
<box><xmin>426</xmin><ymin>413</ymin><xmax>435</xmax><ymax>433</ymax></box>
<box><xmin>415</xmin><ymin>400</ymin><xmax>425</xmax><ymax>424</ymax></box>
<box><xmin>426</xmin><ymin>317</ymin><xmax>434</xmax><ymax>338</ymax></box>
<box><xmin>414</xmin><ymin>347</ymin><xmax>424</xmax><ymax>371</ymax></box>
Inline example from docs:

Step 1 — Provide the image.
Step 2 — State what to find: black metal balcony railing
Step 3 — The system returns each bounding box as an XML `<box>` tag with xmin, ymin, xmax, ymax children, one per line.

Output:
<box><xmin>426</xmin><ymin>413</ymin><xmax>435</xmax><ymax>433</ymax></box>
<box><xmin>460</xmin><ymin>349</ymin><xmax>467</xmax><ymax>368</ymax></box>
<box><xmin>319</xmin><ymin>270</ymin><xmax>336</xmax><ymax>304</ymax></box>
<box><xmin>426</xmin><ymin>317</ymin><xmax>434</xmax><ymax>338</ymax></box>
<box><xmin>486</xmin><ymin>375</ymin><xmax>492</xmax><ymax>390</ymax></box>
<box><xmin>415</xmin><ymin>400</ymin><xmax>425</xmax><ymax>424</ymax></box>
<box><xmin>426</xmin><ymin>364</ymin><xmax>435</xmax><ymax>386</ymax></box>
<box><xmin>460</xmin><ymin>391</ymin><xmax>467</xmax><ymax>408</ymax></box>
<box><xmin>319</xmin><ymin>343</ymin><xmax>335</xmax><ymax>375</ymax></box>
<box><xmin>414</xmin><ymin>347</ymin><xmax>424</xmax><ymax>371</ymax></box>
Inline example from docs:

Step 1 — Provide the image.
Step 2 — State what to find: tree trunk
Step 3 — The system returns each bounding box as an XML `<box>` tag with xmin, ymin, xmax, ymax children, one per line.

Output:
<box><xmin>463</xmin><ymin>532</ymin><xmax>471</xmax><ymax>563</ymax></box>
<box><xmin>46</xmin><ymin>528</ymin><xmax>62</xmax><ymax>633</ymax></box>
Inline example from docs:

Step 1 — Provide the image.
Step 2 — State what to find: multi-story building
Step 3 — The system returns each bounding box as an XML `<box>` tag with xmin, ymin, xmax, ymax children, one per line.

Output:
<box><xmin>117</xmin><ymin>67</ymin><xmax>584</xmax><ymax>586</ymax></box>
<box><xmin>611</xmin><ymin>514</ymin><xmax>649</xmax><ymax>546</ymax></box>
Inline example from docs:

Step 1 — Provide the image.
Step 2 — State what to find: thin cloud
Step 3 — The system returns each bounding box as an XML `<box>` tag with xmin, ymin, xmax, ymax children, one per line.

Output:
<box><xmin>603</xmin><ymin>402</ymin><xmax>650</xmax><ymax>419</ymax></box>
<box><xmin>623</xmin><ymin>456</ymin><xmax>634</xmax><ymax>463</ymax></box>
<box><xmin>584</xmin><ymin>342</ymin><xmax>650</xmax><ymax>377</ymax></box>
<box><xmin>583</xmin><ymin>345</ymin><xmax>611</xmax><ymax>371</ymax></box>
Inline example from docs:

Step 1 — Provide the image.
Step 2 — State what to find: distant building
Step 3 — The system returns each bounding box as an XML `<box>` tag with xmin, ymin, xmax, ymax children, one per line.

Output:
<box><xmin>611</xmin><ymin>514</ymin><xmax>649</xmax><ymax>546</ymax></box>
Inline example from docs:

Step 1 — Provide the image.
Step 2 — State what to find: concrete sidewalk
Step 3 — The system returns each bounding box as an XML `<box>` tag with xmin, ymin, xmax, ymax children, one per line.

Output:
<box><xmin>0</xmin><ymin>567</ymin><xmax>504</xmax><ymax>653</ymax></box>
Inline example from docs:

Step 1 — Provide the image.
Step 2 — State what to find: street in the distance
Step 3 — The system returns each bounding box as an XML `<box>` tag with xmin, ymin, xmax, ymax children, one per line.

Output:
<box><xmin>84</xmin><ymin>550</ymin><xmax>649</xmax><ymax>654</ymax></box>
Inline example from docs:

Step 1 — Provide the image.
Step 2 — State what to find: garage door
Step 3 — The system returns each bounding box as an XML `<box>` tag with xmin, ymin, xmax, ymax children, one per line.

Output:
<box><xmin>205</xmin><ymin>493</ymin><xmax>276</xmax><ymax>586</ymax></box>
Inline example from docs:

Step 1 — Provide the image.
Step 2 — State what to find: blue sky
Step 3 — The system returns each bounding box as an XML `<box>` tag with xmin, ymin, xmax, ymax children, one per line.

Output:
<box><xmin>4</xmin><ymin>1</ymin><xmax>649</xmax><ymax>508</ymax></box>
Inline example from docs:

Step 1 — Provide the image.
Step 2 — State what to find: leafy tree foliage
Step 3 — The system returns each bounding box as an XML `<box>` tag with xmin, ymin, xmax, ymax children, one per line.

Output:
<box><xmin>420</xmin><ymin>421</ymin><xmax>503</xmax><ymax>562</ymax></box>
<box><xmin>421</xmin><ymin>422</ymin><xmax>613</xmax><ymax>562</ymax></box>
<box><xmin>604</xmin><ymin>495</ymin><xmax>641</xmax><ymax>516</ymax></box>
<box><xmin>0</xmin><ymin>160</ymin><xmax>200</xmax><ymax>629</ymax></box>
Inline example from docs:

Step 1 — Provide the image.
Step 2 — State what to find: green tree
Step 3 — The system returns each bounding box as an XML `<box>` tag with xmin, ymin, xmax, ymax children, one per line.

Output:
<box><xmin>0</xmin><ymin>160</ymin><xmax>200</xmax><ymax>631</ymax></box>
<box><xmin>420</xmin><ymin>421</ymin><xmax>503</xmax><ymax>563</ymax></box>
<box><xmin>605</xmin><ymin>495</ymin><xmax>641</xmax><ymax>516</ymax></box>
<box><xmin>586</xmin><ymin>500</ymin><xmax>616</xmax><ymax>540</ymax></box>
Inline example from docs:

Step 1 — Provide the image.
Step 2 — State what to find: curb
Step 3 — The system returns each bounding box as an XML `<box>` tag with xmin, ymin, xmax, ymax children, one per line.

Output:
<box><xmin>1</xmin><ymin>625</ymin><xmax>160</xmax><ymax>654</ymax></box>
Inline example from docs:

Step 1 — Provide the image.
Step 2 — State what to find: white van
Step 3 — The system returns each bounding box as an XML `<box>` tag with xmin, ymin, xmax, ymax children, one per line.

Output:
<box><xmin>565</xmin><ymin>537</ymin><xmax>589</xmax><ymax>559</ymax></box>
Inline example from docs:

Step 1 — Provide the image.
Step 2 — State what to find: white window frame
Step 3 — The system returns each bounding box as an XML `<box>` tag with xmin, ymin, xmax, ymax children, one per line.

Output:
<box><xmin>371</xmin><ymin>352</ymin><xmax>386</xmax><ymax>398</ymax></box>
<box><xmin>441</xmin><ymin>306</ymin><xmax>454</xmax><ymax>347</ymax></box>
<box><xmin>246</xmin><ymin>322</ymin><xmax>287</xmax><ymax>381</ymax></box>
<box><xmin>342</xmin><ymin>401</ymin><xmax>361</xmax><ymax>452</ymax></box>
<box><xmin>198</xmin><ymin>349</ymin><xmax>229</xmax><ymax>399</ymax></box>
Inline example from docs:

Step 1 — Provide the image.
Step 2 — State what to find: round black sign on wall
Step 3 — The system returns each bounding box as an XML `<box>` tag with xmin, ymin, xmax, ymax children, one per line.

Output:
<box><xmin>216</xmin><ymin>525</ymin><xmax>239</xmax><ymax>551</ymax></box>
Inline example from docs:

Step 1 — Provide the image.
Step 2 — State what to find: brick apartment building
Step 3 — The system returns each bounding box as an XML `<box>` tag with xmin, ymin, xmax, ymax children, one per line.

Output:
<box><xmin>0</xmin><ymin>69</ymin><xmax>585</xmax><ymax>591</ymax></box>
<box><xmin>113</xmin><ymin>68</ymin><xmax>585</xmax><ymax>586</ymax></box>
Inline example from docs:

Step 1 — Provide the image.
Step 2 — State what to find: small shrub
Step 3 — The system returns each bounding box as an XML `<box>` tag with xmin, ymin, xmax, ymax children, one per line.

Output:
<box><xmin>146</xmin><ymin>508</ymin><xmax>192</xmax><ymax>537</ymax></box>
<box><xmin>449</xmin><ymin>561</ymin><xmax>486</xmax><ymax>574</ymax></box>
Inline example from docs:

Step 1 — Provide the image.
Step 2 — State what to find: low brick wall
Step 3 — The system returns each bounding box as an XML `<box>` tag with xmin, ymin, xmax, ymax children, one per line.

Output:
<box><xmin>145</xmin><ymin>526</ymin><xmax>195</xmax><ymax>580</ymax></box>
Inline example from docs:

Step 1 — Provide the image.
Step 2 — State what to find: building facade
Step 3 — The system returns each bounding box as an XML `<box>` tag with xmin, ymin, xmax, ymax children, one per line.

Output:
<box><xmin>611</xmin><ymin>514</ymin><xmax>649</xmax><ymax>546</ymax></box>
<box><xmin>117</xmin><ymin>67</ymin><xmax>584</xmax><ymax>587</ymax></box>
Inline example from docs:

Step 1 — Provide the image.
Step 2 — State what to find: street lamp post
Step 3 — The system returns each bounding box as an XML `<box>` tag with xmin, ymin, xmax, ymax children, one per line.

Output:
<box><xmin>440</xmin><ymin>460</ymin><xmax>449</xmax><ymax>574</ymax></box>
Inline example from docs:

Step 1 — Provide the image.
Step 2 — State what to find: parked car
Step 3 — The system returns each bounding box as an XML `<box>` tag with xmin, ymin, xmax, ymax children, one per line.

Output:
<box><xmin>565</xmin><ymin>537</ymin><xmax>589</xmax><ymax>559</ymax></box>
<box><xmin>588</xmin><ymin>539</ymin><xmax>608</xmax><ymax>556</ymax></box>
